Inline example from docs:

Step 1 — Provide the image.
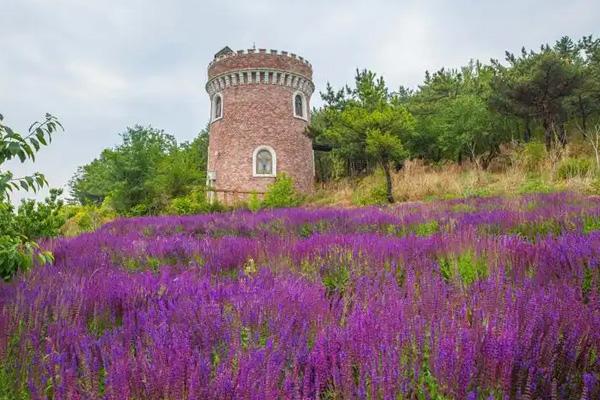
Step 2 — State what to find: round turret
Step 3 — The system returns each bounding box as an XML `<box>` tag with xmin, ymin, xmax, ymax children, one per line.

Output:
<box><xmin>205</xmin><ymin>47</ymin><xmax>315</xmax><ymax>203</ymax></box>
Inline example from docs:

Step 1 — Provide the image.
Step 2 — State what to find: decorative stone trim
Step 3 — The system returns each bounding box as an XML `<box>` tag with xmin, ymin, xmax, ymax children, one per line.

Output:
<box><xmin>206</xmin><ymin>68</ymin><xmax>314</xmax><ymax>97</ymax></box>
<box><xmin>252</xmin><ymin>145</ymin><xmax>277</xmax><ymax>177</ymax></box>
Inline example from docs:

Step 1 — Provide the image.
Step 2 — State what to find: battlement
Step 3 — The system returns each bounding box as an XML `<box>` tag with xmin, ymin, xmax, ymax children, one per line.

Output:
<box><xmin>209</xmin><ymin>48</ymin><xmax>312</xmax><ymax>68</ymax></box>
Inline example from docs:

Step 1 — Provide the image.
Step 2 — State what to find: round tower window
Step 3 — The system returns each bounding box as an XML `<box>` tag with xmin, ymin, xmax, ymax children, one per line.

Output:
<box><xmin>212</xmin><ymin>94</ymin><xmax>223</xmax><ymax>121</ymax></box>
<box><xmin>294</xmin><ymin>93</ymin><xmax>304</xmax><ymax>118</ymax></box>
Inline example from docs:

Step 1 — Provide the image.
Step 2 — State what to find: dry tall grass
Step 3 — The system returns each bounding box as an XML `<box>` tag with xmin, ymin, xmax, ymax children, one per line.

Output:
<box><xmin>308</xmin><ymin>141</ymin><xmax>600</xmax><ymax>206</ymax></box>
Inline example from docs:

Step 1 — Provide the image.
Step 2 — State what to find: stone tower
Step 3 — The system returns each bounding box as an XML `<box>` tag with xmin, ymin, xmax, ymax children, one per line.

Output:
<box><xmin>205</xmin><ymin>47</ymin><xmax>315</xmax><ymax>203</ymax></box>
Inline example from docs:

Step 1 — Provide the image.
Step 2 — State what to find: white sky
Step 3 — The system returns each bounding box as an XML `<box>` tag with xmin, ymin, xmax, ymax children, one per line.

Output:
<box><xmin>2</xmin><ymin>0</ymin><xmax>599</xmax><ymax>203</ymax></box>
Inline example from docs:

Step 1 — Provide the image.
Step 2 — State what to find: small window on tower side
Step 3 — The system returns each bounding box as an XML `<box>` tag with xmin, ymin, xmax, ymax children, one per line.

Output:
<box><xmin>212</xmin><ymin>94</ymin><xmax>222</xmax><ymax>121</ymax></box>
<box><xmin>294</xmin><ymin>94</ymin><xmax>304</xmax><ymax>117</ymax></box>
<box><xmin>214</xmin><ymin>95</ymin><xmax>222</xmax><ymax>118</ymax></box>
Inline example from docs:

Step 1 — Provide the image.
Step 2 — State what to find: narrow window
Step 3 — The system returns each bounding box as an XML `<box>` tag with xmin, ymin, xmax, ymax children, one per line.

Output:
<box><xmin>294</xmin><ymin>93</ymin><xmax>304</xmax><ymax>118</ymax></box>
<box><xmin>212</xmin><ymin>94</ymin><xmax>222</xmax><ymax>121</ymax></box>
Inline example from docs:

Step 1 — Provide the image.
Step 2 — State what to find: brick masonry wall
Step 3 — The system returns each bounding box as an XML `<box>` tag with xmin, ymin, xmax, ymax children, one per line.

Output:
<box><xmin>208</xmin><ymin>51</ymin><xmax>312</xmax><ymax>80</ymax></box>
<box><xmin>207</xmin><ymin>81</ymin><xmax>314</xmax><ymax>203</ymax></box>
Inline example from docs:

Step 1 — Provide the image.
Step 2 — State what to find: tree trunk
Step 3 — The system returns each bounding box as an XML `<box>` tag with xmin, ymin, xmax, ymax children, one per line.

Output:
<box><xmin>524</xmin><ymin>117</ymin><xmax>532</xmax><ymax>142</ymax></box>
<box><xmin>578</xmin><ymin>95</ymin><xmax>588</xmax><ymax>135</ymax></box>
<box><xmin>543</xmin><ymin>119</ymin><xmax>553</xmax><ymax>151</ymax></box>
<box><xmin>558</xmin><ymin>123</ymin><xmax>568</xmax><ymax>147</ymax></box>
<box><xmin>382</xmin><ymin>161</ymin><xmax>394</xmax><ymax>203</ymax></box>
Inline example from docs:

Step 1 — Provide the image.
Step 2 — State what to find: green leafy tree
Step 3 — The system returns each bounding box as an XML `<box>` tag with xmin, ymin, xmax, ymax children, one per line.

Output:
<box><xmin>312</xmin><ymin>70</ymin><xmax>415</xmax><ymax>193</ymax></box>
<box><xmin>110</xmin><ymin>125</ymin><xmax>176</xmax><ymax>214</ymax></box>
<box><xmin>491</xmin><ymin>45</ymin><xmax>583</xmax><ymax>149</ymax></box>
<box><xmin>0</xmin><ymin>113</ymin><xmax>62</xmax><ymax>280</ymax></box>
<box><xmin>365</xmin><ymin>128</ymin><xmax>408</xmax><ymax>202</ymax></box>
<box><xmin>409</xmin><ymin>62</ymin><xmax>512</xmax><ymax>165</ymax></box>
<box><xmin>13</xmin><ymin>188</ymin><xmax>65</xmax><ymax>240</ymax></box>
<box><xmin>0</xmin><ymin>113</ymin><xmax>62</xmax><ymax>199</ymax></box>
<box><xmin>148</xmin><ymin>130</ymin><xmax>208</xmax><ymax>207</ymax></box>
<box><xmin>70</xmin><ymin>126</ymin><xmax>210</xmax><ymax>215</ymax></box>
<box><xmin>69</xmin><ymin>149</ymin><xmax>117</xmax><ymax>205</ymax></box>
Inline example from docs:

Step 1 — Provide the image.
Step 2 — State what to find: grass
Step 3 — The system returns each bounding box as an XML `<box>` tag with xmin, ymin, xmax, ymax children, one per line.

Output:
<box><xmin>310</xmin><ymin>142</ymin><xmax>600</xmax><ymax>207</ymax></box>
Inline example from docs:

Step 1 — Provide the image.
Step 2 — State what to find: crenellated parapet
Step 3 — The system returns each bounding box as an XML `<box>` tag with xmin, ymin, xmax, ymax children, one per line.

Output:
<box><xmin>206</xmin><ymin>48</ymin><xmax>314</xmax><ymax>97</ymax></box>
<box><xmin>208</xmin><ymin>48</ymin><xmax>312</xmax><ymax>69</ymax></box>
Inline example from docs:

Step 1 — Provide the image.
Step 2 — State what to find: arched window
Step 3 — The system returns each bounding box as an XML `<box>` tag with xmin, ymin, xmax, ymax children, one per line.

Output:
<box><xmin>252</xmin><ymin>146</ymin><xmax>277</xmax><ymax>177</ymax></box>
<box><xmin>293</xmin><ymin>92</ymin><xmax>306</xmax><ymax>119</ymax></box>
<box><xmin>212</xmin><ymin>93</ymin><xmax>223</xmax><ymax>121</ymax></box>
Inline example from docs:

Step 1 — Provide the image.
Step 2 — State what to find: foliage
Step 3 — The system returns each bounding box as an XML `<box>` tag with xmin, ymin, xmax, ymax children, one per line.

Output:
<box><xmin>60</xmin><ymin>200</ymin><xmax>117</xmax><ymax>236</ymax></box>
<box><xmin>518</xmin><ymin>177</ymin><xmax>555</xmax><ymax>194</ymax></box>
<box><xmin>13</xmin><ymin>188</ymin><xmax>65</xmax><ymax>239</ymax></box>
<box><xmin>557</xmin><ymin>157</ymin><xmax>594</xmax><ymax>179</ymax></box>
<box><xmin>312</xmin><ymin>70</ymin><xmax>414</xmax><ymax>202</ymax></box>
<box><xmin>311</xmin><ymin>35</ymin><xmax>600</xmax><ymax>188</ymax></box>
<box><xmin>1</xmin><ymin>193</ymin><xmax>599</xmax><ymax>398</ymax></box>
<box><xmin>0</xmin><ymin>190</ymin><xmax>63</xmax><ymax>280</ymax></box>
<box><xmin>0</xmin><ymin>113</ymin><xmax>62</xmax><ymax>199</ymax></box>
<box><xmin>262</xmin><ymin>173</ymin><xmax>300</xmax><ymax>208</ymax></box>
<box><xmin>351</xmin><ymin>170</ymin><xmax>389</xmax><ymax>205</ymax></box>
<box><xmin>518</xmin><ymin>141</ymin><xmax>547</xmax><ymax>173</ymax></box>
<box><xmin>70</xmin><ymin>126</ymin><xmax>209</xmax><ymax>215</ymax></box>
<box><xmin>0</xmin><ymin>236</ymin><xmax>53</xmax><ymax>281</ymax></box>
<box><xmin>166</xmin><ymin>188</ymin><xmax>223</xmax><ymax>215</ymax></box>
<box><xmin>0</xmin><ymin>113</ymin><xmax>62</xmax><ymax>281</ymax></box>
<box><xmin>247</xmin><ymin>192</ymin><xmax>262</xmax><ymax>212</ymax></box>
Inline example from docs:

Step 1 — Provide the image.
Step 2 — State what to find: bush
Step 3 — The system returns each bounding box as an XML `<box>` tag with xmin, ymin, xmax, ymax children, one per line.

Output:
<box><xmin>262</xmin><ymin>174</ymin><xmax>300</xmax><ymax>208</ymax></box>
<box><xmin>167</xmin><ymin>189</ymin><xmax>224</xmax><ymax>215</ymax></box>
<box><xmin>557</xmin><ymin>157</ymin><xmax>593</xmax><ymax>180</ymax></box>
<box><xmin>247</xmin><ymin>192</ymin><xmax>262</xmax><ymax>212</ymax></box>
<box><xmin>352</xmin><ymin>170</ymin><xmax>388</xmax><ymax>206</ymax></box>
<box><xmin>60</xmin><ymin>200</ymin><xmax>117</xmax><ymax>236</ymax></box>
<box><xmin>13</xmin><ymin>188</ymin><xmax>65</xmax><ymax>239</ymax></box>
<box><xmin>518</xmin><ymin>142</ymin><xmax>547</xmax><ymax>173</ymax></box>
<box><xmin>518</xmin><ymin>178</ymin><xmax>554</xmax><ymax>194</ymax></box>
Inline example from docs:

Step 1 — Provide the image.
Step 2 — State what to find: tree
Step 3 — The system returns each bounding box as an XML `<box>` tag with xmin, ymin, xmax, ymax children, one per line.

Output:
<box><xmin>70</xmin><ymin>125</ymin><xmax>210</xmax><ymax>215</ymax></box>
<box><xmin>313</xmin><ymin>70</ymin><xmax>415</xmax><ymax>201</ymax></box>
<box><xmin>365</xmin><ymin>129</ymin><xmax>408</xmax><ymax>202</ymax></box>
<box><xmin>0</xmin><ymin>113</ymin><xmax>62</xmax><ymax>199</ymax></box>
<box><xmin>147</xmin><ymin>129</ymin><xmax>208</xmax><ymax>209</ymax></box>
<box><xmin>408</xmin><ymin>62</ymin><xmax>512</xmax><ymax>166</ymax></box>
<box><xmin>69</xmin><ymin>149</ymin><xmax>117</xmax><ymax>205</ymax></box>
<box><xmin>0</xmin><ymin>113</ymin><xmax>62</xmax><ymax>280</ymax></box>
<box><xmin>491</xmin><ymin>46</ymin><xmax>583</xmax><ymax>149</ymax></box>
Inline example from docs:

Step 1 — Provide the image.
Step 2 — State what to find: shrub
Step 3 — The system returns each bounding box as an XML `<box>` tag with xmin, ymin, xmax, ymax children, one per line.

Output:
<box><xmin>13</xmin><ymin>188</ymin><xmax>65</xmax><ymax>239</ymax></box>
<box><xmin>166</xmin><ymin>189</ymin><xmax>223</xmax><ymax>215</ymax></box>
<box><xmin>352</xmin><ymin>170</ymin><xmax>388</xmax><ymax>206</ymax></box>
<box><xmin>511</xmin><ymin>219</ymin><xmax>562</xmax><ymax>240</ymax></box>
<box><xmin>60</xmin><ymin>200</ymin><xmax>117</xmax><ymax>236</ymax></box>
<box><xmin>518</xmin><ymin>142</ymin><xmax>547</xmax><ymax>173</ymax></box>
<box><xmin>262</xmin><ymin>174</ymin><xmax>300</xmax><ymax>208</ymax></box>
<box><xmin>438</xmin><ymin>250</ymin><xmax>487</xmax><ymax>286</ymax></box>
<box><xmin>557</xmin><ymin>157</ymin><xmax>593</xmax><ymax>180</ymax></box>
<box><xmin>247</xmin><ymin>192</ymin><xmax>262</xmax><ymax>212</ymax></box>
<box><xmin>518</xmin><ymin>178</ymin><xmax>554</xmax><ymax>194</ymax></box>
<box><xmin>413</xmin><ymin>220</ymin><xmax>439</xmax><ymax>236</ymax></box>
<box><xmin>0</xmin><ymin>190</ymin><xmax>63</xmax><ymax>280</ymax></box>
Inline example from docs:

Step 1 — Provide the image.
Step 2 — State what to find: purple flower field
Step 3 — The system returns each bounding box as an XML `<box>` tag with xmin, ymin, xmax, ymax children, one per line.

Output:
<box><xmin>1</xmin><ymin>192</ymin><xmax>600</xmax><ymax>399</ymax></box>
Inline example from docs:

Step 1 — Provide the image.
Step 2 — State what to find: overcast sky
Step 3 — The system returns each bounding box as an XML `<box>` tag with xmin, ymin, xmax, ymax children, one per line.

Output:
<box><xmin>2</xmin><ymin>0</ymin><xmax>599</xmax><ymax>204</ymax></box>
